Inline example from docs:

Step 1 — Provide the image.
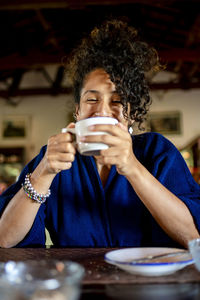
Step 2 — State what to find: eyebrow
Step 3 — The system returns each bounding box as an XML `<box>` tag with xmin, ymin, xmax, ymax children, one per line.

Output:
<box><xmin>82</xmin><ymin>89</ymin><xmax>117</xmax><ymax>96</ymax></box>
<box><xmin>82</xmin><ymin>90</ymin><xmax>99</xmax><ymax>96</ymax></box>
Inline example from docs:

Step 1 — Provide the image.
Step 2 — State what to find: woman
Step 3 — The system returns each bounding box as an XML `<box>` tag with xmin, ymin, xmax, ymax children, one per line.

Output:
<box><xmin>0</xmin><ymin>19</ymin><xmax>199</xmax><ymax>248</ymax></box>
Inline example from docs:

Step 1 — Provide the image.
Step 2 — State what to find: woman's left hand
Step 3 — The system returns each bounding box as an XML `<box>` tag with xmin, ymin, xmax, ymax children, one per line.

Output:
<box><xmin>80</xmin><ymin>123</ymin><xmax>136</xmax><ymax>176</ymax></box>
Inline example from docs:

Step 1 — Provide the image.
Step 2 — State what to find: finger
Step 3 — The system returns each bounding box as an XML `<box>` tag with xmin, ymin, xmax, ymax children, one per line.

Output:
<box><xmin>56</xmin><ymin>152</ymin><xmax>75</xmax><ymax>163</ymax></box>
<box><xmin>47</xmin><ymin>150</ymin><xmax>75</xmax><ymax>162</ymax></box>
<box><xmin>50</xmin><ymin>132</ymin><xmax>74</xmax><ymax>145</ymax></box>
<box><xmin>62</xmin><ymin>122</ymin><xmax>76</xmax><ymax>131</ymax></box>
<box><xmin>49</xmin><ymin>161</ymin><xmax>72</xmax><ymax>173</ymax></box>
<box><xmin>80</xmin><ymin>134</ymin><xmax>129</xmax><ymax>147</ymax></box>
<box><xmin>58</xmin><ymin>142</ymin><xmax>76</xmax><ymax>154</ymax></box>
<box><xmin>101</xmin><ymin>146</ymin><xmax>130</xmax><ymax>157</ymax></box>
<box><xmin>67</xmin><ymin>122</ymin><xmax>76</xmax><ymax>129</ymax></box>
<box><xmin>95</xmin><ymin>155</ymin><xmax>118</xmax><ymax>166</ymax></box>
<box><xmin>116</xmin><ymin>122</ymin><xmax>129</xmax><ymax>132</ymax></box>
<box><xmin>89</xmin><ymin>123</ymin><xmax>128</xmax><ymax>136</ymax></box>
<box><xmin>80</xmin><ymin>134</ymin><xmax>121</xmax><ymax>146</ymax></box>
<box><xmin>88</xmin><ymin>124</ymin><xmax>121</xmax><ymax>136</ymax></box>
<box><xmin>60</xmin><ymin>132</ymin><xmax>74</xmax><ymax>142</ymax></box>
<box><xmin>48</xmin><ymin>142</ymin><xmax>76</xmax><ymax>157</ymax></box>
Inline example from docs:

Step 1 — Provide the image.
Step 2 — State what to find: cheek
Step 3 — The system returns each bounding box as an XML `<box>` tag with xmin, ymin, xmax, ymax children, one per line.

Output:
<box><xmin>113</xmin><ymin>107</ymin><xmax>129</xmax><ymax>126</ymax></box>
<box><xmin>76</xmin><ymin>103</ymin><xmax>95</xmax><ymax>120</ymax></box>
<box><xmin>113</xmin><ymin>106</ymin><xmax>124</xmax><ymax>119</ymax></box>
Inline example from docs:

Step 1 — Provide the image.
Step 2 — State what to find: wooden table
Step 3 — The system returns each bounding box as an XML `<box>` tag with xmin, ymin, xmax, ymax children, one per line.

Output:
<box><xmin>0</xmin><ymin>248</ymin><xmax>200</xmax><ymax>299</ymax></box>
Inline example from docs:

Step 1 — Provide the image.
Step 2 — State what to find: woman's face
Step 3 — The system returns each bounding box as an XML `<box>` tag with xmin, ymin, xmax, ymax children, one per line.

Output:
<box><xmin>76</xmin><ymin>68</ymin><xmax>129</xmax><ymax>127</ymax></box>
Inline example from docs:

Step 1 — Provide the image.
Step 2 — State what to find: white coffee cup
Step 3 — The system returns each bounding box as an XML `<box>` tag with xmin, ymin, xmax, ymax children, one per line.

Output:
<box><xmin>62</xmin><ymin>117</ymin><xmax>118</xmax><ymax>156</ymax></box>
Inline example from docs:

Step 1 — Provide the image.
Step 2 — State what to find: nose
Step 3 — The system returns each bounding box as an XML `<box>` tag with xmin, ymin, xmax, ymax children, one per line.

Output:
<box><xmin>93</xmin><ymin>100</ymin><xmax>112</xmax><ymax>117</ymax></box>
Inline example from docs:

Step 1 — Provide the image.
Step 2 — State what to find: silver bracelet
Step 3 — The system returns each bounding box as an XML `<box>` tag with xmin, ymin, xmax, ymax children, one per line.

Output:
<box><xmin>22</xmin><ymin>173</ymin><xmax>51</xmax><ymax>204</ymax></box>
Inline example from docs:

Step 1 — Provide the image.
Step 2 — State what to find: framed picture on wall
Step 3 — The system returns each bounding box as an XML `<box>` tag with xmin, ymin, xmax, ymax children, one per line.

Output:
<box><xmin>0</xmin><ymin>115</ymin><xmax>31</xmax><ymax>142</ymax></box>
<box><xmin>147</xmin><ymin>111</ymin><xmax>182</xmax><ymax>135</ymax></box>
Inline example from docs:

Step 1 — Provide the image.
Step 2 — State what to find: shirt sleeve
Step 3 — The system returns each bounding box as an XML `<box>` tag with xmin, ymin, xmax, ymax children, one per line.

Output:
<box><xmin>138</xmin><ymin>132</ymin><xmax>200</xmax><ymax>234</ymax></box>
<box><xmin>0</xmin><ymin>146</ymin><xmax>47</xmax><ymax>247</ymax></box>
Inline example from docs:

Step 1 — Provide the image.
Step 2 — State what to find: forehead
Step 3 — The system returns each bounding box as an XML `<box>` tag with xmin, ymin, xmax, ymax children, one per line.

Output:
<box><xmin>81</xmin><ymin>69</ymin><xmax>116</xmax><ymax>94</ymax></box>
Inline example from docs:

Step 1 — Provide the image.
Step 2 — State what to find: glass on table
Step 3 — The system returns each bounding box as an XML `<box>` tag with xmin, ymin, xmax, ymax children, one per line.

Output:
<box><xmin>0</xmin><ymin>283</ymin><xmax>22</xmax><ymax>300</ymax></box>
<box><xmin>0</xmin><ymin>260</ymin><xmax>84</xmax><ymax>300</ymax></box>
<box><xmin>188</xmin><ymin>238</ymin><xmax>200</xmax><ymax>272</ymax></box>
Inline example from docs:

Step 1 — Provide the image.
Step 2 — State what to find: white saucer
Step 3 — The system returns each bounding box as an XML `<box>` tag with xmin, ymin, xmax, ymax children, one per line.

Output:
<box><xmin>105</xmin><ymin>247</ymin><xmax>193</xmax><ymax>276</ymax></box>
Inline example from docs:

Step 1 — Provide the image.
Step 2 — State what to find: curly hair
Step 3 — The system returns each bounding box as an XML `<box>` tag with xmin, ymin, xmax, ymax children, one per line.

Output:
<box><xmin>66</xmin><ymin>19</ymin><xmax>161</xmax><ymax>129</ymax></box>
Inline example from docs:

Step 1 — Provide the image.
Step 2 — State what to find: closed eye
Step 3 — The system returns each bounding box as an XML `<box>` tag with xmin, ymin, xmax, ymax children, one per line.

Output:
<box><xmin>87</xmin><ymin>99</ymin><xmax>98</xmax><ymax>102</ymax></box>
<box><xmin>112</xmin><ymin>100</ymin><xmax>123</xmax><ymax>105</ymax></box>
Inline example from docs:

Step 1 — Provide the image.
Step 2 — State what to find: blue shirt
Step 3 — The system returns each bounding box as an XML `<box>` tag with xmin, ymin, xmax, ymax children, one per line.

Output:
<box><xmin>0</xmin><ymin>132</ymin><xmax>200</xmax><ymax>248</ymax></box>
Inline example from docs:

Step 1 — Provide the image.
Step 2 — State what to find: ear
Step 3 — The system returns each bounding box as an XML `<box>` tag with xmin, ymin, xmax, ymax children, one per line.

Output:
<box><xmin>128</xmin><ymin>118</ymin><xmax>135</xmax><ymax>135</ymax></box>
<box><xmin>75</xmin><ymin>104</ymin><xmax>80</xmax><ymax>121</ymax></box>
<box><xmin>128</xmin><ymin>118</ymin><xmax>135</xmax><ymax>127</ymax></box>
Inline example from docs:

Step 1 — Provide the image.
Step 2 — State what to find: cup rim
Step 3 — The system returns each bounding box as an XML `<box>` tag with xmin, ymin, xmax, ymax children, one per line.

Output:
<box><xmin>75</xmin><ymin>116</ymin><xmax>118</xmax><ymax>126</ymax></box>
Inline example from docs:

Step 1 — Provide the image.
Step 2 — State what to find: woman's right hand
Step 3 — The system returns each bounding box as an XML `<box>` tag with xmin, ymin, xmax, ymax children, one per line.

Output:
<box><xmin>0</xmin><ymin>124</ymin><xmax>77</xmax><ymax>248</ymax></box>
<box><xmin>43</xmin><ymin>122</ymin><xmax>76</xmax><ymax>174</ymax></box>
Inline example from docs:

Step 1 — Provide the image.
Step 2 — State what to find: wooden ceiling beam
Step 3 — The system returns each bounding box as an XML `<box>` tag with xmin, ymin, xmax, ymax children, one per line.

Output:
<box><xmin>0</xmin><ymin>0</ymin><xmax>174</xmax><ymax>10</ymax></box>
<box><xmin>1</xmin><ymin>80</ymin><xmax>200</xmax><ymax>100</ymax></box>
<box><xmin>52</xmin><ymin>66</ymin><xmax>65</xmax><ymax>93</ymax></box>
<box><xmin>35</xmin><ymin>10</ymin><xmax>60</xmax><ymax>50</ymax></box>
<box><xmin>0</xmin><ymin>1</ymin><xmax>70</xmax><ymax>10</ymax></box>
<box><xmin>0</xmin><ymin>87</ymin><xmax>73</xmax><ymax>98</ymax></box>
<box><xmin>159</xmin><ymin>49</ymin><xmax>200</xmax><ymax>63</ymax></box>
<box><xmin>0</xmin><ymin>52</ymin><xmax>65</xmax><ymax>70</ymax></box>
<box><xmin>0</xmin><ymin>48</ymin><xmax>199</xmax><ymax>71</ymax></box>
<box><xmin>8</xmin><ymin>69</ymin><xmax>24</xmax><ymax>95</ymax></box>
<box><xmin>150</xmin><ymin>81</ymin><xmax>200</xmax><ymax>90</ymax></box>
